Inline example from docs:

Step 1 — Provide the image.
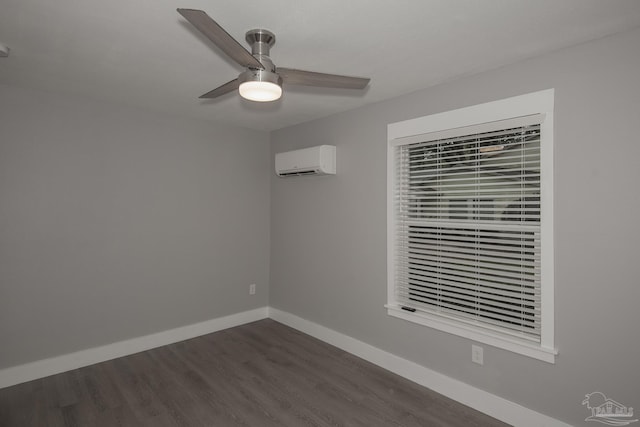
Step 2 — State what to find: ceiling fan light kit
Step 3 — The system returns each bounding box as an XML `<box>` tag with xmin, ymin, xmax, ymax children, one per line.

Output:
<box><xmin>177</xmin><ymin>8</ymin><xmax>370</xmax><ymax>103</ymax></box>
<box><xmin>239</xmin><ymin>78</ymin><xmax>282</xmax><ymax>102</ymax></box>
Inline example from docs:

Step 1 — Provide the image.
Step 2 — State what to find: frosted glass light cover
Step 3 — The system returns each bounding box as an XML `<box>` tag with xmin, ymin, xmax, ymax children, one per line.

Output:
<box><xmin>239</xmin><ymin>81</ymin><xmax>282</xmax><ymax>102</ymax></box>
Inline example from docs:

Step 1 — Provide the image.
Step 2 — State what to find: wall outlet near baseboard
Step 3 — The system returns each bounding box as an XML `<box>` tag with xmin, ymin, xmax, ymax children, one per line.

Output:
<box><xmin>249</xmin><ymin>284</ymin><xmax>256</xmax><ymax>295</ymax></box>
<box><xmin>472</xmin><ymin>344</ymin><xmax>484</xmax><ymax>365</ymax></box>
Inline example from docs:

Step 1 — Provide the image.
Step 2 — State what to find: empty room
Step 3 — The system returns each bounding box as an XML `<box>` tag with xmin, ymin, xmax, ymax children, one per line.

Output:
<box><xmin>1</xmin><ymin>1</ymin><xmax>639</xmax><ymax>426</ymax></box>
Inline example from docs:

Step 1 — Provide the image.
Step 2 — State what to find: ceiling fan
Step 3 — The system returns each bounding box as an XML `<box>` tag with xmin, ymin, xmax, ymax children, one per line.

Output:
<box><xmin>177</xmin><ymin>9</ymin><xmax>370</xmax><ymax>102</ymax></box>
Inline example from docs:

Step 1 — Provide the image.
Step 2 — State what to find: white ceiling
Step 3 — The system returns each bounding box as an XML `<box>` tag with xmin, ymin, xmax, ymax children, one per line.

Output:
<box><xmin>2</xmin><ymin>0</ymin><xmax>640</xmax><ymax>131</ymax></box>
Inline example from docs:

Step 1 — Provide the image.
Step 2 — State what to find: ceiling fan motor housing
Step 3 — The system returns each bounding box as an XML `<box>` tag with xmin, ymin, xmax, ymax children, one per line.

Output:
<box><xmin>238</xmin><ymin>68</ymin><xmax>282</xmax><ymax>86</ymax></box>
<box><xmin>246</xmin><ymin>29</ymin><xmax>277</xmax><ymax>71</ymax></box>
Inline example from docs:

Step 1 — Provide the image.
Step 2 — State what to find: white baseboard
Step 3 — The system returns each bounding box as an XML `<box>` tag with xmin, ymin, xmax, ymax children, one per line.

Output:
<box><xmin>268</xmin><ymin>307</ymin><xmax>570</xmax><ymax>427</ymax></box>
<box><xmin>0</xmin><ymin>307</ymin><xmax>268</xmax><ymax>389</ymax></box>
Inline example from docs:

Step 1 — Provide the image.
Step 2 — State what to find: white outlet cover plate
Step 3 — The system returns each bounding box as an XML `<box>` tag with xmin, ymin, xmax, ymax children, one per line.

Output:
<box><xmin>472</xmin><ymin>344</ymin><xmax>484</xmax><ymax>365</ymax></box>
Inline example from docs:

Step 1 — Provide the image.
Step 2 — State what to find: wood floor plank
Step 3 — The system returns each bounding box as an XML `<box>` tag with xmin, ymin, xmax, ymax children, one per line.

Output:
<box><xmin>107</xmin><ymin>355</ymin><xmax>171</xmax><ymax>425</ymax></box>
<box><xmin>0</xmin><ymin>319</ymin><xmax>510</xmax><ymax>427</ymax></box>
<box><xmin>168</xmin><ymin>336</ymin><xmax>296</xmax><ymax>426</ymax></box>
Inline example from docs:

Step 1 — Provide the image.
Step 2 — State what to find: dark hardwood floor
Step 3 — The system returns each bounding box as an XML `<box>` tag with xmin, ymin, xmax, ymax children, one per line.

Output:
<box><xmin>0</xmin><ymin>319</ymin><xmax>509</xmax><ymax>426</ymax></box>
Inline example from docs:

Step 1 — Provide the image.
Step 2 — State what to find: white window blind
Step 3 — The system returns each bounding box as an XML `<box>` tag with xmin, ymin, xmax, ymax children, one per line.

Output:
<box><xmin>393</xmin><ymin>114</ymin><xmax>543</xmax><ymax>343</ymax></box>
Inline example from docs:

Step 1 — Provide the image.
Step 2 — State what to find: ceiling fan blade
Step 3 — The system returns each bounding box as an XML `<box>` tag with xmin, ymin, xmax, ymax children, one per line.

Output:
<box><xmin>199</xmin><ymin>78</ymin><xmax>240</xmax><ymax>99</ymax></box>
<box><xmin>177</xmin><ymin>9</ymin><xmax>264</xmax><ymax>70</ymax></box>
<box><xmin>278</xmin><ymin>68</ymin><xmax>370</xmax><ymax>89</ymax></box>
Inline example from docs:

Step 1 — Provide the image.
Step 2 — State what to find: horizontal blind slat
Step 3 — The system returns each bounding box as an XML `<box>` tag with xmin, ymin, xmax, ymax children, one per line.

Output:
<box><xmin>396</xmin><ymin>291</ymin><xmax>539</xmax><ymax>329</ymax></box>
<box><xmin>396</xmin><ymin>280</ymin><xmax>540</xmax><ymax>306</ymax></box>
<box><xmin>396</xmin><ymin>268</ymin><xmax>540</xmax><ymax>291</ymax></box>
<box><xmin>392</xmin><ymin>114</ymin><xmax>543</xmax><ymax>148</ymax></box>
<box><xmin>396</xmin><ymin>287</ymin><xmax>539</xmax><ymax>316</ymax></box>
<box><xmin>396</xmin><ymin>259</ymin><xmax>540</xmax><ymax>281</ymax></box>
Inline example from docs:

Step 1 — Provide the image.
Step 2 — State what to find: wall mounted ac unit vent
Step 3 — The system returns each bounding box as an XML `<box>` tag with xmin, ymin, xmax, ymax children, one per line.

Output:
<box><xmin>275</xmin><ymin>145</ymin><xmax>336</xmax><ymax>177</ymax></box>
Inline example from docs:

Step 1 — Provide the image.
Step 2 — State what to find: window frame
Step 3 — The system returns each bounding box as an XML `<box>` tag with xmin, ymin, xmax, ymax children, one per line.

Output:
<box><xmin>387</xmin><ymin>90</ymin><xmax>556</xmax><ymax>363</ymax></box>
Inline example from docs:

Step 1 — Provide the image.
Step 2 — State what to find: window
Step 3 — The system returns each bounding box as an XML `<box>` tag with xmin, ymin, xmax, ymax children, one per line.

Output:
<box><xmin>387</xmin><ymin>90</ymin><xmax>556</xmax><ymax>362</ymax></box>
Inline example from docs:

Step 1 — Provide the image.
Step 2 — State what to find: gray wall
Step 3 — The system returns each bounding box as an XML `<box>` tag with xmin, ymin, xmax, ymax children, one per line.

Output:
<box><xmin>0</xmin><ymin>84</ymin><xmax>270</xmax><ymax>369</ymax></box>
<box><xmin>270</xmin><ymin>27</ymin><xmax>640</xmax><ymax>425</ymax></box>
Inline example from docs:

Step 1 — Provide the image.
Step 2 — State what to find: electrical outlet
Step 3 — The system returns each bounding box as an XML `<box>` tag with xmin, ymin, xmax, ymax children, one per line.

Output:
<box><xmin>249</xmin><ymin>284</ymin><xmax>256</xmax><ymax>295</ymax></box>
<box><xmin>472</xmin><ymin>345</ymin><xmax>484</xmax><ymax>365</ymax></box>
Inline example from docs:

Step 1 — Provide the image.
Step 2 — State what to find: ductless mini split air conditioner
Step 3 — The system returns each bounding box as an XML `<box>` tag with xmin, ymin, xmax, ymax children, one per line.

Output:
<box><xmin>275</xmin><ymin>145</ymin><xmax>336</xmax><ymax>177</ymax></box>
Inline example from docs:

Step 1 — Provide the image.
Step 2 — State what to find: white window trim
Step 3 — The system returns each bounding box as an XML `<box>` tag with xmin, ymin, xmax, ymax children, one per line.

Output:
<box><xmin>387</xmin><ymin>89</ymin><xmax>556</xmax><ymax>363</ymax></box>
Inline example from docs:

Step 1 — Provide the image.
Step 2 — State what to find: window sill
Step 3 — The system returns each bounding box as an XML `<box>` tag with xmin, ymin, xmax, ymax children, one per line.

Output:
<box><xmin>386</xmin><ymin>304</ymin><xmax>557</xmax><ymax>363</ymax></box>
